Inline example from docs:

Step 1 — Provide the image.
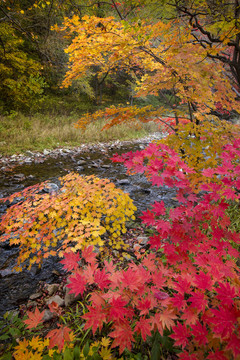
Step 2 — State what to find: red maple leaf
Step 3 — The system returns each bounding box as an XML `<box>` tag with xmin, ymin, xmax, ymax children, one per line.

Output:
<box><xmin>137</xmin><ymin>298</ymin><xmax>152</xmax><ymax>316</ymax></box>
<box><xmin>67</xmin><ymin>272</ymin><xmax>87</xmax><ymax>296</ymax></box>
<box><xmin>207</xmin><ymin>349</ymin><xmax>228</xmax><ymax>360</ymax></box>
<box><xmin>155</xmin><ymin>219</ymin><xmax>171</xmax><ymax>235</ymax></box>
<box><xmin>178</xmin><ymin>351</ymin><xmax>199</xmax><ymax>360</ymax></box>
<box><xmin>189</xmin><ymin>291</ymin><xmax>208</xmax><ymax>313</ymax></box>
<box><xmin>47</xmin><ymin>324</ymin><xmax>72</xmax><ymax>351</ymax></box>
<box><xmin>170</xmin><ymin>293</ymin><xmax>187</xmax><ymax>311</ymax></box>
<box><xmin>140</xmin><ymin>209</ymin><xmax>156</xmax><ymax>226</ymax></box>
<box><xmin>94</xmin><ymin>269</ymin><xmax>110</xmax><ymax>290</ymax></box>
<box><xmin>60</xmin><ymin>251</ymin><xmax>80</xmax><ymax>271</ymax></box>
<box><xmin>151</xmin><ymin>174</ymin><xmax>164</xmax><ymax>187</ymax></box>
<box><xmin>202</xmin><ymin>168</ymin><xmax>216</xmax><ymax>177</ymax></box>
<box><xmin>181</xmin><ymin>308</ymin><xmax>198</xmax><ymax>325</ymax></box>
<box><xmin>170</xmin><ymin>323</ymin><xmax>190</xmax><ymax>348</ymax></box>
<box><xmin>210</xmin><ymin>306</ymin><xmax>239</xmax><ymax>338</ymax></box>
<box><xmin>82</xmin><ymin>246</ymin><xmax>97</xmax><ymax>265</ymax></box>
<box><xmin>194</xmin><ymin>271</ymin><xmax>214</xmax><ymax>292</ymax></box>
<box><xmin>109</xmin><ymin>322</ymin><xmax>135</xmax><ymax>354</ymax></box>
<box><xmin>151</xmin><ymin>201</ymin><xmax>165</xmax><ymax>216</ymax></box>
<box><xmin>226</xmin><ymin>333</ymin><xmax>240</xmax><ymax>357</ymax></box>
<box><xmin>216</xmin><ymin>282</ymin><xmax>237</xmax><ymax>307</ymax></box>
<box><xmin>135</xmin><ymin>317</ymin><xmax>151</xmax><ymax>341</ymax></box>
<box><xmin>24</xmin><ymin>307</ymin><xmax>45</xmax><ymax>329</ymax></box>
<box><xmin>149</xmin><ymin>234</ymin><xmax>162</xmax><ymax>249</ymax></box>
<box><xmin>191</xmin><ymin>322</ymin><xmax>208</xmax><ymax>345</ymax></box>
<box><xmin>120</xmin><ymin>268</ymin><xmax>142</xmax><ymax>292</ymax></box>
<box><xmin>82</xmin><ymin>305</ymin><xmax>107</xmax><ymax>334</ymax></box>
<box><xmin>109</xmin><ymin>296</ymin><xmax>131</xmax><ymax>322</ymax></box>
<box><xmin>83</xmin><ymin>263</ymin><xmax>97</xmax><ymax>284</ymax></box>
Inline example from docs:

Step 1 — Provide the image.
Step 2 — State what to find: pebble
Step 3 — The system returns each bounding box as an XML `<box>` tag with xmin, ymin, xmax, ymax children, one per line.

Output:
<box><xmin>29</xmin><ymin>292</ymin><xmax>42</xmax><ymax>300</ymax></box>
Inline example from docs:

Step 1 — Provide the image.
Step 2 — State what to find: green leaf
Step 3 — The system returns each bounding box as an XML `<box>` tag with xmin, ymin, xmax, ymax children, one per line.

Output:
<box><xmin>73</xmin><ymin>346</ymin><xmax>80</xmax><ymax>359</ymax></box>
<box><xmin>64</xmin><ymin>348</ymin><xmax>73</xmax><ymax>360</ymax></box>
<box><xmin>151</xmin><ymin>332</ymin><xmax>162</xmax><ymax>360</ymax></box>
<box><xmin>83</xmin><ymin>341</ymin><xmax>90</xmax><ymax>357</ymax></box>
<box><xmin>0</xmin><ymin>352</ymin><xmax>12</xmax><ymax>360</ymax></box>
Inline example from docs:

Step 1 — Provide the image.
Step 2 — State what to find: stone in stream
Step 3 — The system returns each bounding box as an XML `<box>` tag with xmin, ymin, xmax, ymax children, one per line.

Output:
<box><xmin>117</xmin><ymin>179</ymin><xmax>131</xmax><ymax>186</ymax></box>
<box><xmin>43</xmin><ymin>183</ymin><xmax>59</xmax><ymax>194</ymax></box>
<box><xmin>75</xmin><ymin>166</ymin><xmax>84</xmax><ymax>172</ymax></box>
<box><xmin>13</xmin><ymin>173</ymin><xmax>26</xmax><ymax>182</ymax></box>
<box><xmin>77</xmin><ymin>160</ymin><xmax>87</xmax><ymax>166</ymax></box>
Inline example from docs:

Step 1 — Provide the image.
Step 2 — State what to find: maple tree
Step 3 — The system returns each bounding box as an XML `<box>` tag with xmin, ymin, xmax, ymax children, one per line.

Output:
<box><xmin>0</xmin><ymin>173</ymin><xmax>136</xmax><ymax>270</ymax></box>
<box><xmin>171</xmin><ymin>0</ymin><xmax>240</xmax><ymax>92</ymax></box>
<box><xmin>52</xmin><ymin>0</ymin><xmax>240</xmax><ymax>132</ymax></box>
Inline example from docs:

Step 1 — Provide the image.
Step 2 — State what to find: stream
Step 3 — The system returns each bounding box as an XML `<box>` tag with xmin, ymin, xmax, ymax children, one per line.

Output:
<box><xmin>0</xmin><ymin>134</ymin><xmax>177</xmax><ymax>317</ymax></box>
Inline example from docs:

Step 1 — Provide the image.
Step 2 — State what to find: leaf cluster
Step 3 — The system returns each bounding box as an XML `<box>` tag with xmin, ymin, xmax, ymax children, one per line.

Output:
<box><xmin>0</xmin><ymin>173</ymin><xmax>136</xmax><ymax>270</ymax></box>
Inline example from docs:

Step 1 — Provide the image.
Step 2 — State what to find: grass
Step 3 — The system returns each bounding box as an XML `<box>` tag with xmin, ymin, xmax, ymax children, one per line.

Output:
<box><xmin>0</xmin><ymin>113</ymin><xmax>161</xmax><ymax>156</ymax></box>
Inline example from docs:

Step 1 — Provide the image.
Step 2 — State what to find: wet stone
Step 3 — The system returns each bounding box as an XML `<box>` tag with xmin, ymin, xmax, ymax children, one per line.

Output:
<box><xmin>77</xmin><ymin>160</ymin><xmax>87</xmax><ymax>165</ymax></box>
<box><xmin>13</xmin><ymin>174</ymin><xmax>26</xmax><ymax>181</ymax></box>
<box><xmin>76</xmin><ymin>166</ymin><xmax>84</xmax><ymax>171</ymax></box>
<box><xmin>29</xmin><ymin>292</ymin><xmax>42</xmax><ymax>300</ymax></box>
<box><xmin>43</xmin><ymin>183</ymin><xmax>59</xmax><ymax>194</ymax></box>
<box><xmin>117</xmin><ymin>179</ymin><xmax>131</xmax><ymax>185</ymax></box>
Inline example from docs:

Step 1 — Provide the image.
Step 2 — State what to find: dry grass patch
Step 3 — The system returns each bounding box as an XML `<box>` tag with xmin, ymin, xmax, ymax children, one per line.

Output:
<box><xmin>0</xmin><ymin>114</ymin><xmax>161</xmax><ymax>155</ymax></box>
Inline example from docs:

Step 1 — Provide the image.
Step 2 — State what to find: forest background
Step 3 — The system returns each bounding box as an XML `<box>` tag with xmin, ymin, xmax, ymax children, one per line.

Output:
<box><xmin>1</xmin><ymin>0</ymin><xmax>240</xmax><ymax>154</ymax></box>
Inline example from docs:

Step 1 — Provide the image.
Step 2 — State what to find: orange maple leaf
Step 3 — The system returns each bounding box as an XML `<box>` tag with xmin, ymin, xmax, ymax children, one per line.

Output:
<box><xmin>159</xmin><ymin>309</ymin><xmax>176</xmax><ymax>330</ymax></box>
<box><xmin>47</xmin><ymin>324</ymin><xmax>73</xmax><ymax>351</ymax></box>
<box><xmin>24</xmin><ymin>307</ymin><xmax>45</xmax><ymax>329</ymax></box>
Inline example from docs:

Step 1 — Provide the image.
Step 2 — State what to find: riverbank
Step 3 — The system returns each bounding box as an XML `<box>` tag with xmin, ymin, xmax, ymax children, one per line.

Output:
<box><xmin>0</xmin><ymin>130</ymin><xmax>166</xmax><ymax>172</ymax></box>
<box><xmin>0</xmin><ymin>113</ymin><xmax>161</xmax><ymax>156</ymax></box>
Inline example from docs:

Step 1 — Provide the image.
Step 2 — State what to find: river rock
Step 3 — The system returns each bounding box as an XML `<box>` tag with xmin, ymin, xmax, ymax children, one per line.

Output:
<box><xmin>137</xmin><ymin>236</ymin><xmax>149</xmax><ymax>246</ymax></box>
<box><xmin>25</xmin><ymin>151</ymin><xmax>34</xmax><ymax>157</ymax></box>
<box><xmin>13</xmin><ymin>173</ymin><xmax>25</xmax><ymax>181</ymax></box>
<box><xmin>43</xmin><ymin>149</ymin><xmax>50</xmax><ymax>155</ymax></box>
<box><xmin>77</xmin><ymin>160</ymin><xmax>87</xmax><ymax>165</ymax></box>
<box><xmin>0</xmin><ymin>268</ymin><xmax>14</xmax><ymax>278</ymax></box>
<box><xmin>29</xmin><ymin>292</ymin><xmax>42</xmax><ymax>300</ymax></box>
<box><xmin>117</xmin><ymin>179</ymin><xmax>131</xmax><ymax>185</ymax></box>
<box><xmin>76</xmin><ymin>166</ymin><xmax>84</xmax><ymax>171</ymax></box>
<box><xmin>43</xmin><ymin>309</ymin><xmax>54</xmax><ymax>322</ymax></box>
<box><xmin>43</xmin><ymin>183</ymin><xmax>59</xmax><ymax>194</ymax></box>
<box><xmin>46</xmin><ymin>295</ymin><xmax>64</xmax><ymax>307</ymax></box>
<box><xmin>46</xmin><ymin>283</ymin><xmax>59</xmax><ymax>296</ymax></box>
<box><xmin>64</xmin><ymin>288</ymin><xmax>81</xmax><ymax>307</ymax></box>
